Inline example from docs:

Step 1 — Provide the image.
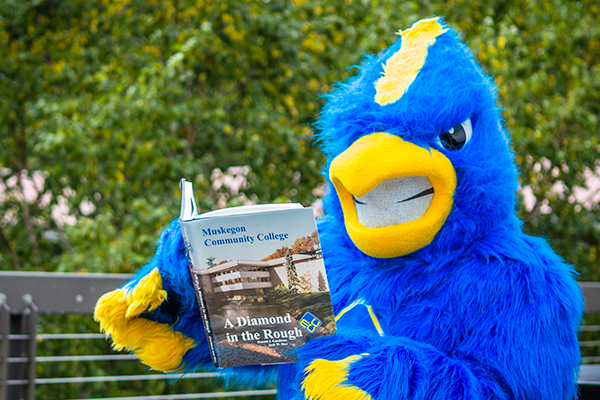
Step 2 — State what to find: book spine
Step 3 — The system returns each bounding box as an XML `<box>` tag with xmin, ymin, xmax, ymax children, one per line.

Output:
<box><xmin>180</xmin><ymin>222</ymin><xmax>220</xmax><ymax>368</ymax></box>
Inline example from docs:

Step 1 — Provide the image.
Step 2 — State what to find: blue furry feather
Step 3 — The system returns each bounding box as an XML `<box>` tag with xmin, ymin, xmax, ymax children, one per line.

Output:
<box><xmin>111</xmin><ymin>20</ymin><xmax>583</xmax><ymax>399</ymax></box>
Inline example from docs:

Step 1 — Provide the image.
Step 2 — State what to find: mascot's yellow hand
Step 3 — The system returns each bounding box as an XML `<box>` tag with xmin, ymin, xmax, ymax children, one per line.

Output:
<box><xmin>123</xmin><ymin>268</ymin><xmax>168</xmax><ymax>318</ymax></box>
<box><xmin>94</xmin><ymin>268</ymin><xmax>195</xmax><ymax>372</ymax></box>
<box><xmin>94</xmin><ymin>268</ymin><xmax>166</xmax><ymax>331</ymax></box>
<box><xmin>302</xmin><ymin>354</ymin><xmax>371</xmax><ymax>400</ymax></box>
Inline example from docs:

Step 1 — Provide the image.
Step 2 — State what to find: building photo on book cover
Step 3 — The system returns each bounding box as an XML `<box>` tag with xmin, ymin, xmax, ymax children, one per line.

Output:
<box><xmin>180</xmin><ymin>180</ymin><xmax>336</xmax><ymax>368</ymax></box>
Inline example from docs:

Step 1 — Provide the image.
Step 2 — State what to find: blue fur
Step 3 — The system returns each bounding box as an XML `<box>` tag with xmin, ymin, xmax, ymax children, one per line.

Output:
<box><xmin>119</xmin><ymin>21</ymin><xmax>583</xmax><ymax>399</ymax></box>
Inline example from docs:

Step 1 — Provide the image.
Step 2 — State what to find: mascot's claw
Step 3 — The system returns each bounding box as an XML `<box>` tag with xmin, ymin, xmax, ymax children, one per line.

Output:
<box><xmin>94</xmin><ymin>267</ymin><xmax>195</xmax><ymax>372</ymax></box>
<box><xmin>123</xmin><ymin>268</ymin><xmax>168</xmax><ymax>318</ymax></box>
<box><xmin>302</xmin><ymin>354</ymin><xmax>372</xmax><ymax>400</ymax></box>
<box><xmin>94</xmin><ymin>268</ymin><xmax>167</xmax><ymax>331</ymax></box>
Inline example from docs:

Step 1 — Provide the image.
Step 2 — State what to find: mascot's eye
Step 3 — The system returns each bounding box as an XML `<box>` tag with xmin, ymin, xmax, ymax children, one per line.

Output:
<box><xmin>437</xmin><ymin>118</ymin><xmax>472</xmax><ymax>151</ymax></box>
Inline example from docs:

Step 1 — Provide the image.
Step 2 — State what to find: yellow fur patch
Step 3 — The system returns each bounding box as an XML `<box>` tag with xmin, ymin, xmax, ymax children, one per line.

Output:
<box><xmin>124</xmin><ymin>268</ymin><xmax>168</xmax><ymax>318</ymax></box>
<box><xmin>109</xmin><ymin>318</ymin><xmax>195</xmax><ymax>372</ymax></box>
<box><xmin>302</xmin><ymin>355</ymin><xmax>371</xmax><ymax>400</ymax></box>
<box><xmin>94</xmin><ymin>268</ymin><xmax>195</xmax><ymax>372</ymax></box>
<box><xmin>334</xmin><ymin>299</ymin><xmax>384</xmax><ymax>337</ymax></box>
<box><xmin>374</xmin><ymin>17</ymin><xmax>447</xmax><ymax>105</ymax></box>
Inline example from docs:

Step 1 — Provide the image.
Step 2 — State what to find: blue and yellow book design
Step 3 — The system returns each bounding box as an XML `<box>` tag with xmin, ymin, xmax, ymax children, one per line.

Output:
<box><xmin>298</xmin><ymin>311</ymin><xmax>324</xmax><ymax>335</ymax></box>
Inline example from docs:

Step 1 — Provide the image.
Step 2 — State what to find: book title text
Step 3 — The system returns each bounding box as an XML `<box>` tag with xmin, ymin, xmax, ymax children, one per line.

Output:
<box><xmin>202</xmin><ymin>226</ymin><xmax>289</xmax><ymax>247</ymax></box>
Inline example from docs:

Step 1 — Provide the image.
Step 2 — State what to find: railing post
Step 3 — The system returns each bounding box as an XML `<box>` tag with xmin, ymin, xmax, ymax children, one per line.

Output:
<box><xmin>22</xmin><ymin>294</ymin><xmax>38</xmax><ymax>400</ymax></box>
<box><xmin>0</xmin><ymin>270</ymin><xmax>132</xmax><ymax>400</ymax></box>
<box><xmin>4</xmin><ymin>294</ymin><xmax>38</xmax><ymax>400</ymax></box>
<box><xmin>0</xmin><ymin>293</ymin><xmax>10</xmax><ymax>400</ymax></box>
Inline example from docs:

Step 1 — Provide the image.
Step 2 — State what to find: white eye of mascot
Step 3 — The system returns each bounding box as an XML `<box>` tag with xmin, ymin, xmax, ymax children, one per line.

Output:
<box><xmin>95</xmin><ymin>18</ymin><xmax>583</xmax><ymax>400</ymax></box>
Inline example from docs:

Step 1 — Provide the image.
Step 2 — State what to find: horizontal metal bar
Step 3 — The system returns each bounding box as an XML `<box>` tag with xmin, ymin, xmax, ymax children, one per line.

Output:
<box><xmin>9</xmin><ymin>373</ymin><xmax>226</xmax><ymax>385</ymax></box>
<box><xmin>8</xmin><ymin>334</ymin><xmax>32</xmax><ymax>340</ymax></box>
<box><xmin>581</xmin><ymin>282</ymin><xmax>600</xmax><ymax>313</ymax></box>
<box><xmin>8</xmin><ymin>333</ymin><xmax>107</xmax><ymax>340</ymax></box>
<box><xmin>38</xmin><ymin>354</ymin><xmax>138</xmax><ymax>362</ymax></box>
<box><xmin>582</xmin><ymin>357</ymin><xmax>600</xmax><ymax>363</ymax></box>
<box><xmin>581</xmin><ymin>326</ymin><xmax>600</xmax><ymax>331</ymax></box>
<box><xmin>0</xmin><ymin>271</ymin><xmax>132</xmax><ymax>314</ymax></box>
<box><xmin>578</xmin><ymin>380</ymin><xmax>600</xmax><ymax>386</ymax></box>
<box><xmin>580</xmin><ymin>364</ymin><xmax>600</xmax><ymax>385</ymax></box>
<box><xmin>9</xmin><ymin>354</ymin><xmax>138</xmax><ymax>363</ymax></box>
<box><xmin>6</xmin><ymin>372</ymin><xmax>224</xmax><ymax>385</ymax></box>
<box><xmin>580</xmin><ymin>341</ymin><xmax>600</xmax><ymax>347</ymax></box>
<box><xmin>40</xmin><ymin>333</ymin><xmax>107</xmax><ymax>340</ymax></box>
<box><xmin>64</xmin><ymin>390</ymin><xmax>278</xmax><ymax>400</ymax></box>
<box><xmin>8</xmin><ymin>357</ymin><xmax>29</xmax><ymax>363</ymax></box>
<box><xmin>7</xmin><ymin>379</ymin><xmax>29</xmax><ymax>385</ymax></box>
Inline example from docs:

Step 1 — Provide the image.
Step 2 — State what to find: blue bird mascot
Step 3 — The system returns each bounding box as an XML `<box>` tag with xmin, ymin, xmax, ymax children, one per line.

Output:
<box><xmin>95</xmin><ymin>18</ymin><xmax>583</xmax><ymax>400</ymax></box>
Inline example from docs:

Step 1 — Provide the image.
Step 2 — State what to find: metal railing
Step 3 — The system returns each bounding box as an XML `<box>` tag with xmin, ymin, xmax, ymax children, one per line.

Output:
<box><xmin>2</xmin><ymin>271</ymin><xmax>600</xmax><ymax>399</ymax></box>
<box><xmin>0</xmin><ymin>271</ymin><xmax>277</xmax><ymax>400</ymax></box>
<box><xmin>579</xmin><ymin>282</ymin><xmax>600</xmax><ymax>399</ymax></box>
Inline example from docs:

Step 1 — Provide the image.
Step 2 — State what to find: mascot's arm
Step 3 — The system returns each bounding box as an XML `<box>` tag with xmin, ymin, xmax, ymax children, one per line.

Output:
<box><xmin>94</xmin><ymin>219</ymin><xmax>205</xmax><ymax>372</ymax></box>
<box><xmin>301</xmin><ymin>333</ymin><xmax>511</xmax><ymax>400</ymax></box>
<box><xmin>94</xmin><ymin>267</ymin><xmax>197</xmax><ymax>372</ymax></box>
<box><xmin>299</xmin><ymin>260</ymin><xmax>583</xmax><ymax>400</ymax></box>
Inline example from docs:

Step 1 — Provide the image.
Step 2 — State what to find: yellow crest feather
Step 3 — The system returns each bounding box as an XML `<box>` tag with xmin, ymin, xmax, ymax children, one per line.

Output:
<box><xmin>374</xmin><ymin>17</ymin><xmax>447</xmax><ymax>105</ymax></box>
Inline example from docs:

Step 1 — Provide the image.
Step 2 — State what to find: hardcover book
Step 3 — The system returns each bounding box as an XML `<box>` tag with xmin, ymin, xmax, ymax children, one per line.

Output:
<box><xmin>179</xmin><ymin>179</ymin><xmax>336</xmax><ymax>368</ymax></box>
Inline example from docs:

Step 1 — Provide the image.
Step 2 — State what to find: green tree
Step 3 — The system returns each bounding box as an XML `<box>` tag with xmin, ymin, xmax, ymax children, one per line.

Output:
<box><xmin>285</xmin><ymin>248</ymin><xmax>300</xmax><ymax>294</ymax></box>
<box><xmin>0</xmin><ymin>0</ymin><xmax>419</xmax><ymax>274</ymax></box>
<box><xmin>317</xmin><ymin>270</ymin><xmax>328</xmax><ymax>292</ymax></box>
<box><xmin>206</xmin><ymin>256</ymin><xmax>216</xmax><ymax>268</ymax></box>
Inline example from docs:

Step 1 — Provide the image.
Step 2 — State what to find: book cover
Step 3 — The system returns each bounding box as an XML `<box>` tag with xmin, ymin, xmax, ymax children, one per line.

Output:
<box><xmin>179</xmin><ymin>180</ymin><xmax>336</xmax><ymax>368</ymax></box>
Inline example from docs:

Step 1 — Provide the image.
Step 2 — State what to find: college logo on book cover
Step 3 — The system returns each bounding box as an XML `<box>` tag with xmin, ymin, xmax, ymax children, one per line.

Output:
<box><xmin>298</xmin><ymin>312</ymin><xmax>322</xmax><ymax>335</ymax></box>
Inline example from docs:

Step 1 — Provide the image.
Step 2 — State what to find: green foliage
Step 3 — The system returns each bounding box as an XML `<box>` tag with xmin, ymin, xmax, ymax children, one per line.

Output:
<box><xmin>0</xmin><ymin>0</ymin><xmax>418</xmax><ymax>273</ymax></box>
<box><xmin>4</xmin><ymin>0</ymin><xmax>598</xmax><ymax>277</ymax></box>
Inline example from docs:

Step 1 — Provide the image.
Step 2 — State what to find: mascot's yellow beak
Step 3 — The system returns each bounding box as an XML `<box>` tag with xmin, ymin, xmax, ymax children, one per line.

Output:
<box><xmin>329</xmin><ymin>132</ymin><xmax>456</xmax><ymax>258</ymax></box>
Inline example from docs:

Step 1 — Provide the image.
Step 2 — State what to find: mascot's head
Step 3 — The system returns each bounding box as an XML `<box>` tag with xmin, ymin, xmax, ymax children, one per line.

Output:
<box><xmin>317</xmin><ymin>18</ymin><xmax>520</xmax><ymax>259</ymax></box>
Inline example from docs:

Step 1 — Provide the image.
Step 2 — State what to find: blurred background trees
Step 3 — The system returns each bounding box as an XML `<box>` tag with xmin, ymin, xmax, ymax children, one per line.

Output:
<box><xmin>1</xmin><ymin>0</ymin><xmax>599</xmax><ymax>279</ymax></box>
